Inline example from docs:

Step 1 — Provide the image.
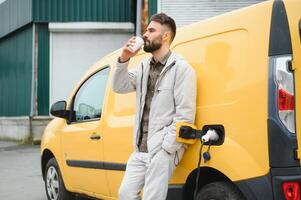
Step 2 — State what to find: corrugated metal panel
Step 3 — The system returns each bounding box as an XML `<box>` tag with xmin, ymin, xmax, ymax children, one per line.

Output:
<box><xmin>37</xmin><ymin>23</ymin><xmax>49</xmax><ymax>115</ymax></box>
<box><xmin>0</xmin><ymin>25</ymin><xmax>33</xmax><ymax>116</ymax></box>
<box><xmin>0</xmin><ymin>0</ymin><xmax>32</xmax><ymax>38</ymax></box>
<box><xmin>32</xmin><ymin>0</ymin><xmax>134</xmax><ymax>23</ymax></box>
<box><xmin>148</xmin><ymin>0</ymin><xmax>157</xmax><ymax>18</ymax></box>
<box><xmin>0</xmin><ymin>0</ymin><xmax>134</xmax><ymax>39</ymax></box>
<box><xmin>159</xmin><ymin>0</ymin><xmax>266</xmax><ymax>27</ymax></box>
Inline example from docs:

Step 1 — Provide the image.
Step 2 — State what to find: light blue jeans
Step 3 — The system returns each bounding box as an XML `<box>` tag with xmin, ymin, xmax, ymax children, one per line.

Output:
<box><xmin>118</xmin><ymin>147</ymin><xmax>185</xmax><ymax>200</ymax></box>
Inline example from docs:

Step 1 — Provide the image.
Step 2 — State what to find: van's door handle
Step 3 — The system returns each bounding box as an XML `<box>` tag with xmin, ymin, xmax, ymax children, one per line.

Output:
<box><xmin>90</xmin><ymin>133</ymin><xmax>101</xmax><ymax>140</ymax></box>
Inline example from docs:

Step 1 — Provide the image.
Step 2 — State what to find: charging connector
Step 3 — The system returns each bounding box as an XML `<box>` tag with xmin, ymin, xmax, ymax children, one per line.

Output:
<box><xmin>201</xmin><ymin>129</ymin><xmax>219</xmax><ymax>143</ymax></box>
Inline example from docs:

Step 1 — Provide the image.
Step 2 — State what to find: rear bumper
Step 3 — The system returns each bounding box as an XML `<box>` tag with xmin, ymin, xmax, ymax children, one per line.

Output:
<box><xmin>235</xmin><ymin>167</ymin><xmax>301</xmax><ymax>200</ymax></box>
<box><xmin>235</xmin><ymin>174</ymin><xmax>273</xmax><ymax>200</ymax></box>
<box><xmin>271</xmin><ymin>167</ymin><xmax>301</xmax><ymax>200</ymax></box>
<box><xmin>169</xmin><ymin>167</ymin><xmax>301</xmax><ymax>200</ymax></box>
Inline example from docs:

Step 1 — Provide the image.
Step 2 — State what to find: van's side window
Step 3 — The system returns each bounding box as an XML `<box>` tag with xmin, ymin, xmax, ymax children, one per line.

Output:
<box><xmin>72</xmin><ymin>67</ymin><xmax>110</xmax><ymax>122</ymax></box>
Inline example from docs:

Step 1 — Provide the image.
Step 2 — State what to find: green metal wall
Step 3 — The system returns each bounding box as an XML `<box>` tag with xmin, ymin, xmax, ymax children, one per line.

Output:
<box><xmin>0</xmin><ymin>0</ymin><xmax>32</xmax><ymax>39</ymax></box>
<box><xmin>0</xmin><ymin>24</ymin><xmax>33</xmax><ymax>116</ymax></box>
<box><xmin>148</xmin><ymin>0</ymin><xmax>157</xmax><ymax>19</ymax></box>
<box><xmin>37</xmin><ymin>24</ymin><xmax>49</xmax><ymax>115</ymax></box>
<box><xmin>32</xmin><ymin>0</ymin><xmax>133</xmax><ymax>22</ymax></box>
<box><xmin>0</xmin><ymin>0</ymin><xmax>135</xmax><ymax>116</ymax></box>
<box><xmin>0</xmin><ymin>0</ymin><xmax>134</xmax><ymax>39</ymax></box>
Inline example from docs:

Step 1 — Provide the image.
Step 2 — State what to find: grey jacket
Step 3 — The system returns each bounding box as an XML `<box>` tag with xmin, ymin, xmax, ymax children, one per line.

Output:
<box><xmin>112</xmin><ymin>52</ymin><xmax>196</xmax><ymax>154</ymax></box>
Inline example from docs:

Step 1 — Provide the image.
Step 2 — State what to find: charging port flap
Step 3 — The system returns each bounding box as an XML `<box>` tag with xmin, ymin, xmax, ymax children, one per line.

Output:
<box><xmin>176</xmin><ymin>122</ymin><xmax>198</xmax><ymax>144</ymax></box>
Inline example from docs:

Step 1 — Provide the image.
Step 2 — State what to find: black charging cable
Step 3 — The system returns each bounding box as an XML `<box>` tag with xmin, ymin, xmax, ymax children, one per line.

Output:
<box><xmin>179</xmin><ymin>126</ymin><xmax>206</xmax><ymax>200</ymax></box>
<box><xmin>193</xmin><ymin>141</ymin><xmax>204</xmax><ymax>200</ymax></box>
<box><xmin>179</xmin><ymin>126</ymin><xmax>220</xmax><ymax>200</ymax></box>
<box><xmin>194</xmin><ymin>140</ymin><xmax>214</xmax><ymax>200</ymax></box>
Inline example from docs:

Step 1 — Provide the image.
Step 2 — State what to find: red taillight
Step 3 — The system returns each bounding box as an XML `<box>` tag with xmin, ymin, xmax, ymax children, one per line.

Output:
<box><xmin>282</xmin><ymin>181</ymin><xmax>300</xmax><ymax>200</ymax></box>
<box><xmin>279</xmin><ymin>88</ymin><xmax>295</xmax><ymax>111</ymax></box>
<box><xmin>274</xmin><ymin>56</ymin><xmax>296</xmax><ymax>133</ymax></box>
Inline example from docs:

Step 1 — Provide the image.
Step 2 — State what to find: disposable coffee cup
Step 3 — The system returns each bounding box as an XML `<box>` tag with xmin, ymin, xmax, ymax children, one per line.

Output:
<box><xmin>129</xmin><ymin>36</ymin><xmax>144</xmax><ymax>52</ymax></box>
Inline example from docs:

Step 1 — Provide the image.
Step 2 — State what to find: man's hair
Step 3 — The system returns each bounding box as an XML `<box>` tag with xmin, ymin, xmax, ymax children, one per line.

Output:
<box><xmin>150</xmin><ymin>13</ymin><xmax>176</xmax><ymax>43</ymax></box>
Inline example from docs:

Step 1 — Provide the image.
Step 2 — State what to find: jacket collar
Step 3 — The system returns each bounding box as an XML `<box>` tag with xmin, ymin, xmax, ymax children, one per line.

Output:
<box><xmin>143</xmin><ymin>52</ymin><xmax>177</xmax><ymax>73</ymax></box>
<box><xmin>160</xmin><ymin>52</ymin><xmax>177</xmax><ymax>75</ymax></box>
<box><xmin>150</xmin><ymin>50</ymin><xmax>171</xmax><ymax>66</ymax></box>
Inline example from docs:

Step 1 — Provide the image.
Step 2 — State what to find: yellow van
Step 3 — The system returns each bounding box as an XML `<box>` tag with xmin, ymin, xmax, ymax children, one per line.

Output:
<box><xmin>41</xmin><ymin>0</ymin><xmax>301</xmax><ymax>199</ymax></box>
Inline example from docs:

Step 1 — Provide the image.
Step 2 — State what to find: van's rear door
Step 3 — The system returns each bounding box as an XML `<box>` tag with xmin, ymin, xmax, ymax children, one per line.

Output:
<box><xmin>283</xmin><ymin>0</ymin><xmax>301</xmax><ymax>161</ymax></box>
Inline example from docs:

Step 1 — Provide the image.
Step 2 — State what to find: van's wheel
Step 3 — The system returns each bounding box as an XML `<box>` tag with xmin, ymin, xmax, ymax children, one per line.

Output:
<box><xmin>45</xmin><ymin>158</ymin><xmax>75</xmax><ymax>200</ymax></box>
<box><xmin>196</xmin><ymin>181</ymin><xmax>245</xmax><ymax>200</ymax></box>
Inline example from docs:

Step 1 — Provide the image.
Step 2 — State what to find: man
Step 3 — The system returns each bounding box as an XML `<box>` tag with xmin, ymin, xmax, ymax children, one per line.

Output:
<box><xmin>112</xmin><ymin>13</ymin><xmax>196</xmax><ymax>200</ymax></box>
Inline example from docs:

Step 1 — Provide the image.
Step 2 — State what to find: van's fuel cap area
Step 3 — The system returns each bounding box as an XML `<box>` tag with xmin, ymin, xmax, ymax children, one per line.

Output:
<box><xmin>176</xmin><ymin>122</ymin><xmax>225</xmax><ymax>145</ymax></box>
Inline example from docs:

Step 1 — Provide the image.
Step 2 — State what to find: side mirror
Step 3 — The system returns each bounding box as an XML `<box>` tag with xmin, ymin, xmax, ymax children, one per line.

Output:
<box><xmin>50</xmin><ymin>101</ymin><xmax>69</xmax><ymax>119</ymax></box>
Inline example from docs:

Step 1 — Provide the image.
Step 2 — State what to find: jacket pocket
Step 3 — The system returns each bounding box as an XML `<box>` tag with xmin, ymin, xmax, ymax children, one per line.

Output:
<box><xmin>153</xmin><ymin>85</ymin><xmax>174</xmax><ymax>119</ymax></box>
<box><xmin>147</xmin><ymin>130</ymin><xmax>166</xmax><ymax>153</ymax></box>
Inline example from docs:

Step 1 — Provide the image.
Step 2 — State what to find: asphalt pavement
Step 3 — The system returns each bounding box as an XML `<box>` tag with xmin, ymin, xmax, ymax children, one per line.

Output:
<box><xmin>0</xmin><ymin>141</ymin><xmax>46</xmax><ymax>200</ymax></box>
<box><xmin>0</xmin><ymin>141</ymin><xmax>92</xmax><ymax>200</ymax></box>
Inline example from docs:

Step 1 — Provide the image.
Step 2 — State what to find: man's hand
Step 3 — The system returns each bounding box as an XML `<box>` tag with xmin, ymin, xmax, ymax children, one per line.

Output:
<box><xmin>119</xmin><ymin>36</ymin><xmax>143</xmax><ymax>62</ymax></box>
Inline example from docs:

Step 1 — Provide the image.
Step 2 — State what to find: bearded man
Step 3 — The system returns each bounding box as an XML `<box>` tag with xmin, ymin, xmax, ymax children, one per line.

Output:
<box><xmin>112</xmin><ymin>13</ymin><xmax>196</xmax><ymax>200</ymax></box>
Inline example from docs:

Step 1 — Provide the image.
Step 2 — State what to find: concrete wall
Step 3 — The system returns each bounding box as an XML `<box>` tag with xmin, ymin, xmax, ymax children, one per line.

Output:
<box><xmin>0</xmin><ymin>116</ymin><xmax>52</xmax><ymax>143</ymax></box>
<box><xmin>0</xmin><ymin>117</ymin><xmax>30</xmax><ymax>141</ymax></box>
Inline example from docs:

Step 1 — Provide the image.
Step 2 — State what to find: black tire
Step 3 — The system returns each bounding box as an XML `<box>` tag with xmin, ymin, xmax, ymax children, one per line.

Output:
<box><xmin>196</xmin><ymin>181</ymin><xmax>246</xmax><ymax>200</ymax></box>
<box><xmin>44</xmin><ymin>157</ymin><xmax>75</xmax><ymax>200</ymax></box>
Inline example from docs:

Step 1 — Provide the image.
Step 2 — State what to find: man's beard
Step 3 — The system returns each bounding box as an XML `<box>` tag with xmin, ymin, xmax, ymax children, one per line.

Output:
<box><xmin>143</xmin><ymin>37</ymin><xmax>162</xmax><ymax>52</ymax></box>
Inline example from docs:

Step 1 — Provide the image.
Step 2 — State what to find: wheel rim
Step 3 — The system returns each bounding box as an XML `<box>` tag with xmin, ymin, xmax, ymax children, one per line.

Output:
<box><xmin>46</xmin><ymin>166</ymin><xmax>60</xmax><ymax>200</ymax></box>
